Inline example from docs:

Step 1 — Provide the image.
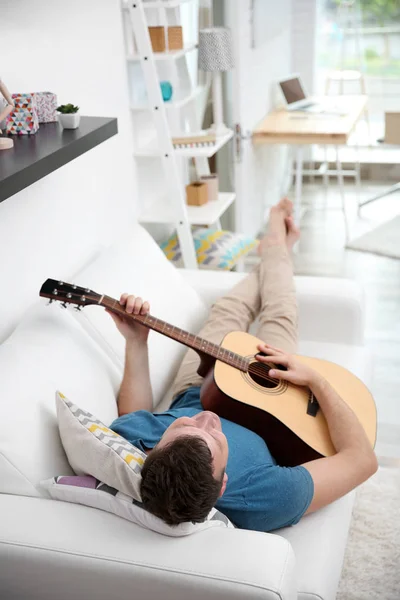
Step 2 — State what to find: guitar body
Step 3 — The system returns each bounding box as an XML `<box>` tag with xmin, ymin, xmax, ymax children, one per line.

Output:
<box><xmin>200</xmin><ymin>331</ymin><xmax>377</xmax><ymax>467</ymax></box>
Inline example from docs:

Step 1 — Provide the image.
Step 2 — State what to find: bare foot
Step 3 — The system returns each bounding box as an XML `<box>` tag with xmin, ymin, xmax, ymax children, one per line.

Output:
<box><xmin>285</xmin><ymin>216</ymin><xmax>300</xmax><ymax>251</ymax></box>
<box><xmin>275</xmin><ymin>197</ymin><xmax>293</xmax><ymax>217</ymax></box>
<box><xmin>257</xmin><ymin>198</ymin><xmax>295</xmax><ymax>256</ymax></box>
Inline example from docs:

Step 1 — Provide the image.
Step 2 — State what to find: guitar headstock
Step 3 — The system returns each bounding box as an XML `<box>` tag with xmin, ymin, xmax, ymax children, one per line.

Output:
<box><xmin>39</xmin><ymin>278</ymin><xmax>102</xmax><ymax>310</ymax></box>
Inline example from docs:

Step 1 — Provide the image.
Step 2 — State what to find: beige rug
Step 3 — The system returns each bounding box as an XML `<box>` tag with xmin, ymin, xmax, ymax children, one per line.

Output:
<box><xmin>337</xmin><ymin>466</ymin><xmax>400</xmax><ymax>600</ymax></box>
<box><xmin>346</xmin><ymin>216</ymin><xmax>400</xmax><ymax>259</ymax></box>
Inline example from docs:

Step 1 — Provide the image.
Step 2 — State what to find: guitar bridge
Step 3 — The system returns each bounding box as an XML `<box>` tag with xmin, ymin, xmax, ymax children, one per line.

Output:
<box><xmin>307</xmin><ymin>391</ymin><xmax>319</xmax><ymax>417</ymax></box>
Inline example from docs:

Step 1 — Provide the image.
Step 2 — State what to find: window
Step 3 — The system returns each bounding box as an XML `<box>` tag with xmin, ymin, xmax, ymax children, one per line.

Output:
<box><xmin>316</xmin><ymin>0</ymin><xmax>400</xmax><ymax>149</ymax></box>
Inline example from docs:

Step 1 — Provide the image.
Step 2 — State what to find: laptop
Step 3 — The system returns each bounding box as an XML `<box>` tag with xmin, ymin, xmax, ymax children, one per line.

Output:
<box><xmin>278</xmin><ymin>75</ymin><xmax>331</xmax><ymax>112</ymax></box>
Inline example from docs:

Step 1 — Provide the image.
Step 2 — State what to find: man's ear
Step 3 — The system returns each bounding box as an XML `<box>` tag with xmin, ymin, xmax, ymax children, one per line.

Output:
<box><xmin>219</xmin><ymin>472</ymin><xmax>228</xmax><ymax>497</ymax></box>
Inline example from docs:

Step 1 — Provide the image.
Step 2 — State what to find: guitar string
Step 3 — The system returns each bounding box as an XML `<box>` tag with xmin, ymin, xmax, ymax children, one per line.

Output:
<box><xmin>93</xmin><ymin>295</ymin><xmax>280</xmax><ymax>376</ymax></box>
<box><xmin>56</xmin><ymin>292</ymin><xmax>283</xmax><ymax>382</ymax></box>
<box><xmin>53</xmin><ymin>293</ymin><xmax>278</xmax><ymax>378</ymax></box>
<box><xmin>247</xmin><ymin>363</ymin><xmax>282</xmax><ymax>383</ymax></box>
<box><xmin>143</xmin><ymin>310</ymin><xmax>249</xmax><ymax>371</ymax></box>
<box><xmin>108</xmin><ymin>297</ymin><xmax>283</xmax><ymax>378</ymax></box>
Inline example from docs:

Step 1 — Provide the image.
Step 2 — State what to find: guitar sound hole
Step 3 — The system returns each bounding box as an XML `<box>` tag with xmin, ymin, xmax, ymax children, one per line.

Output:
<box><xmin>249</xmin><ymin>370</ymin><xmax>279</xmax><ymax>388</ymax></box>
<box><xmin>248</xmin><ymin>355</ymin><xmax>287</xmax><ymax>389</ymax></box>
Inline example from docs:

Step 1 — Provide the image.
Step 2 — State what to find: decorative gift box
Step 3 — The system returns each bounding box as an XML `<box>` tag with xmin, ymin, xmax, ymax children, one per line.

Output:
<box><xmin>200</xmin><ymin>174</ymin><xmax>219</xmax><ymax>201</ymax></box>
<box><xmin>148</xmin><ymin>26</ymin><xmax>183</xmax><ymax>52</ymax></box>
<box><xmin>186</xmin><ymin>181</ymin><xmax>208</xmax><ymax>206</ymax></box>
<box><xmin>384</xmin><ymin>112</ymin><xmax>400</xmax><ymax>144</ymax></box>
<box><xmin>6</xmin><ymin>93</ymin><xmax>39</xmax><ymax>135</ymax></box>
<box><xmin>149</xmin><ymin>27</ymin><xmax>166</xmax><ymax>52</ymax></box>
<box><xmin>35</xmin><ymin>91</ymin><xmax>57</xmax><ymax>123</ymax></box>
<box><xmin>167</xmin><ymin>26</ymin><xmax>183</xmax><ymax>51</ymax></box>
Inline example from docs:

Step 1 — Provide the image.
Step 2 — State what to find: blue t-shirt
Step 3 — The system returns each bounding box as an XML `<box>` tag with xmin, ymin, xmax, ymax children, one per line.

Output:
<box><xmin>110</xmin><ymin>386</ymin><xmax>314</xmax><ymax>532</ymax></box>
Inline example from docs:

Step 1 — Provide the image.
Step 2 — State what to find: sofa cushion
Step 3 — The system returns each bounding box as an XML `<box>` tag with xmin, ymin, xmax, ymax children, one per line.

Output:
<box><xmin>71</xmin><ymin>224</ymin><xmax>208</xmax><ymax>408</ymax></box>
<box><xmin>56</xmin><ymin>392</ymin><xmax>145</xmax><ymax>500</ymax></box>
<box><xmin>0</xmin><ymin>224</ymin><xmax>207</xmax><ymax>498</ymax></box>
<box><xmin>276</xmin><ymin>492</ymin><xmax>355</xmax><ymax>600</ymax></box>
<box><xmin>161</xmin><ymin>229</ymin><xmax>258</xmax><ymax>270</ymax></box>
<box><xmin>279</xmin><ymin>340</ymin><xmax>370</xmax><ymax>600</ymax></box>
<box><xmin>41</xmin><ymin>475</ymin><xmax>235</xmax><ymax>537</ymax></box>
<box><xmin>0</xmin><ymin>304</ymin><xmax>120</xmax><ymax>497</ymax></box>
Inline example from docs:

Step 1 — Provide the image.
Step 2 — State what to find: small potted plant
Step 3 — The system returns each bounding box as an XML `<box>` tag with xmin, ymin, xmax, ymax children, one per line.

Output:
<box><xmin>57</xmin><ymin>103</ymin><xmax>80</xmax><ymax>129</ymax></box>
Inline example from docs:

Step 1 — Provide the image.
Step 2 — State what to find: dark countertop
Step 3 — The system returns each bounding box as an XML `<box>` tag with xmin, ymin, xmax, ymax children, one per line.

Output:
<box><xmin>0</xmin><ymin>116</ymin><xmax>118</xmax><ymax>203</ymax></box>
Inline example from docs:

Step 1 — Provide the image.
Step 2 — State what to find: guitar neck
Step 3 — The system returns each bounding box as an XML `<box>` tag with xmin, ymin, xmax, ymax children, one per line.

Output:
<box><xmin>101</xmin><ymin>295</ymin><xmax>248</xmax><ymax>372</ymax></box>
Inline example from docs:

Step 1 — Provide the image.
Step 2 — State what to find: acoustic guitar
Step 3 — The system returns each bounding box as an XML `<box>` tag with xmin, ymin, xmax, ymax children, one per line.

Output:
<box><xmin>40</xmin><ymin>279</ymin><xmax>377</xmax><ymax>467</ymax></box>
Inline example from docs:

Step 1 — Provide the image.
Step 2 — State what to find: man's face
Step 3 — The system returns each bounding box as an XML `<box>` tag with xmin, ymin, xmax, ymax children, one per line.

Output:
<box><xmin>157</xmin><ymin>411</ymin><xmax>229</xmax><ymax>496</ymax></box>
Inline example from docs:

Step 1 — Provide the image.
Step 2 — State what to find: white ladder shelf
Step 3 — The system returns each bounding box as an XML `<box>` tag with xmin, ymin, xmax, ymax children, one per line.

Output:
<box><xmin>122</xmin><ymin>0</ymin><xmax>235</xmax><ymax>269</ymax></box>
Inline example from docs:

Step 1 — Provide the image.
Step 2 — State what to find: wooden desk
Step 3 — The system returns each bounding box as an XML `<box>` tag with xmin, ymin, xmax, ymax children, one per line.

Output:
<box><xmin>252</xmin><ymin>95</ymin><xmax>368</xmax><ymax>236</ymax></box>
<box><xmin>253</xmin><ymin>95</ymin><xmax>367</xmax><ymax>145</ymax></box>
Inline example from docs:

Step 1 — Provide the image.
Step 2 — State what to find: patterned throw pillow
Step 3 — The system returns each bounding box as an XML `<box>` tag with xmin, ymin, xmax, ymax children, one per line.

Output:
<box><xmin>161</xmin><ymin>228</ymin><xmax>258</xmax><ymax>270</ymax></box>
<box><xmin>56</xmin><ymin>392</ymin><xmax>146</xmax><ymax>501</ymax></box>
<box><xmin>41</xmin><ymin>475</ymin><xmax>234</xmax><ymax>537</ymax></box>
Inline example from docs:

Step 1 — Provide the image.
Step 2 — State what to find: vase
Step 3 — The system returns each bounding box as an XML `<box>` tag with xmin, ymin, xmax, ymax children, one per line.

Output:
<box><xmin>58</xmin><ymin>113</ymin><xmax>80</xmax><ymax>129</ymax></box>
<box><xmin>160</xmin><ymin>81</ymin><xmax>173</xmax><ymax>102</ymax></box>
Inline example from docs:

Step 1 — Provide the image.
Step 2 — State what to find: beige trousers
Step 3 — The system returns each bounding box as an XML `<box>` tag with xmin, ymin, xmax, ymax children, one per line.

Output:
<box><xmin>171</xmin><ymin>245</ymin><xmax>298</xmax><ymax>399</ymax></box>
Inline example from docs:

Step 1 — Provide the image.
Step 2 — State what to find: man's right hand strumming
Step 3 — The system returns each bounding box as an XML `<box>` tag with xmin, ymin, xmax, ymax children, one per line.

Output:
<box><xmin>256</xmin><ymin>341</ymin><xmax>378</xmax><ymax>515</ymax></box>
<box><xmin>256</xmin><ymin>342</ymin><xmax>323</xmax><ymax>388</ymax></box>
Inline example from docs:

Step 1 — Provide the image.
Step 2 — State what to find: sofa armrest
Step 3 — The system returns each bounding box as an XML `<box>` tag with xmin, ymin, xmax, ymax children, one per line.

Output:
<box><xmin>0</xmin><ymin>495</ymin><xmax>296</xmax><ymax>600</ymax></box>
<box><xmin>180</xmin><ymin>269</ymin><xmax>245</xmax><ymax>308</ymax></box>
<box><xmin>295</xmin><ymin>276</ymin><xmax>365</xmax><ymax>345</ymax></box>
<box><xmin>180</xmin><ymin>270</ymin><xmax>365</xmax><ymax>346</ymax></box>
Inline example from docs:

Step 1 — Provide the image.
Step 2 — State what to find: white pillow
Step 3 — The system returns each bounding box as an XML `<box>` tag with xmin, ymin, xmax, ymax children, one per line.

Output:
<box><xmin>56</xmin><ymin>391</ymin><xmax>146</xmax><ymax>501</ymax></box>
<box><xmin>41</xmin><ymin>475</ymin><xmax>234</xmax><ymax>537</ymax></box>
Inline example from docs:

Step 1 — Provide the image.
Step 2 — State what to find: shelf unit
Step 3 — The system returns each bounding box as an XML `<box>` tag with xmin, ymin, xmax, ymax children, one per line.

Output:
<box><xmin>130</xmin><ymin>84</ymin><xmax>202</xmax><ymax>111</ymax></box>
<box><xmin>122</xmin><ymin>0</ymin><xmax>234</xmax><ymax>268</ymax></box>
<box><xmin>123</xmin><ymin>0</ymin><xmax>193</xmax><ymax>11</ymax></box>
<box><xmin>139</xmin><ymin>192</ymin><xmax>236</xmax><ymax>226</ymax></box>
<box><xmin>127</xmin><ymin>42</ymin><xmax>197</xmax><ymax>61</ymax></box>
<box><xmin>133</xmin><ymin>129</ymin><xmax>234</xmax><ymax>157</ymax></box>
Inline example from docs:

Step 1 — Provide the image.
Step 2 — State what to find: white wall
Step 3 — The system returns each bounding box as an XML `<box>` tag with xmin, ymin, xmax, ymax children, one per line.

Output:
<box><xmin>291</xmin><ymin>0</ymin><xmax>318</xmax><ymax>94</ymax></box>
<box><xmin>0</xmin><ymin>0</ymin><xmax>136</xmax><ymax>341</ymax></box>
<box><xmin>217</xmin><ymin>0</ymin><xmax>293</xmax><ymax>236</ymax></box>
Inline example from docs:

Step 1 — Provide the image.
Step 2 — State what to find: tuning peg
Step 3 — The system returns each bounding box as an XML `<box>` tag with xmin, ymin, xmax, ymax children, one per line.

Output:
<box><xmin>61</xmin><ymin>302</ymin><xmax>68</xmax><ymax>309</ymax></box>
<box><xmin>47</xmin><ymin>299</ymin><xmax>53</xmax><ymax>306</ymax></box>
<box><xmin>74</xmin><ymin>305</ymin><xmax>82</xmax><ymax>312</ymax></box>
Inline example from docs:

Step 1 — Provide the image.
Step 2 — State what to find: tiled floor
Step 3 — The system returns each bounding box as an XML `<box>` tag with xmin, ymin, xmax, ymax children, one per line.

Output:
<box><xmin>251</xmin><ymin>181</ymin><xmax>400</xmax><ymax>458</ymax></box>
<box><xmin>295</xmin><ymin>181</ymin><xmax>400</xmax><ymax>458</ymax></box>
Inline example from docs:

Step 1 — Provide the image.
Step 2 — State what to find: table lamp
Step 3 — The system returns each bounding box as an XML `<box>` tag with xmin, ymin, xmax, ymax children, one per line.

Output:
<box><xmin>199</xmin><ymin>27</ymin><xmax>234</xmax><ymax>136</ymax></box>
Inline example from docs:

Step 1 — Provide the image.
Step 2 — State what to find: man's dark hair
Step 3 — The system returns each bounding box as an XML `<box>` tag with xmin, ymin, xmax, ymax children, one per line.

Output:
<box><xmin>140</xmin><ymin>435</ymin><xmax>224</xmax><ymax>526</ymax></box>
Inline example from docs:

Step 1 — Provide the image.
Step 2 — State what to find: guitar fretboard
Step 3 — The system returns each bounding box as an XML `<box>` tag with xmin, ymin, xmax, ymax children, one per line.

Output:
<box><xmin>103</xmin><ymin>296</ymin><xmax>249</xmax><ymax>372</ymax></box>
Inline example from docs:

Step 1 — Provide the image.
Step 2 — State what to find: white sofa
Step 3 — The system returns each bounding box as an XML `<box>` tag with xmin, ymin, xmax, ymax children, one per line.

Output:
<box><xmin>0</xmin><ymin>224</ymin><xmax>372</xmax><ymax>600</ymax></box>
